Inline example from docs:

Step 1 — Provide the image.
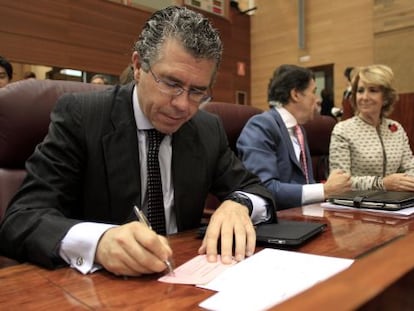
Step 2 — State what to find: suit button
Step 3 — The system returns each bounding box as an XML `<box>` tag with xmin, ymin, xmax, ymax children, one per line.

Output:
<box><xmin>76</xmin><ymin>256</ymin><xmax>84</xmax><ymax>266</ymax></box>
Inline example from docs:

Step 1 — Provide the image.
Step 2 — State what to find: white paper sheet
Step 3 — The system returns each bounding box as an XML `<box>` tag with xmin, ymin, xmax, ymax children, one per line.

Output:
<box><xmin>198</xmin><ymin>248</ymin><xmax>354</xmax><ymax>311</ymax></box>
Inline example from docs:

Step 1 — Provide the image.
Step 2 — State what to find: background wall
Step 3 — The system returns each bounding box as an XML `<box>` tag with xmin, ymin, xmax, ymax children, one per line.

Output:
<box><xmin>374</xmin><ymin>0</ymin><xmax>414</xmax><ymax>93</ymax></box>
<box><xmin>250</xmin><ymin>0</ymin><xmax>414</xmax><ymax>149</ymax></box>
<box><xmin>1</xmin><ymin>0</ymin><xmax>142</xmax><ymax>76</ymax></box>
<box><xmin>0</xmin><ymin>0</ymin><xmax>250</xmax><ymax>105</ymax></box>
<box><xmin>250</xmin><ymin>0</ymin><xmax>373</xmax><ymax>110</ymax></box>
<box><xmin>2</xmin><ymin>0</ymin><xmax>414</xmax><ymax>109</ymax></box>
<box><xmin>373</xmin><ymin>0</ymin><xmax>414</xmax><ymax>149</ymax></box>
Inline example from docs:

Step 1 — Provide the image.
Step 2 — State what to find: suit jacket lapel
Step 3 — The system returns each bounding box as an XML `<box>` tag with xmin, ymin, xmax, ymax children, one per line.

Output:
<box><xmin>102</xmin><ymin>83</ymin><xmax>142</xmax><ymax>222</ymax></box>
<box><xmin>271</xmin><ymin>109</ymin><xmax>302</xmax><ymax>170</ymax></box>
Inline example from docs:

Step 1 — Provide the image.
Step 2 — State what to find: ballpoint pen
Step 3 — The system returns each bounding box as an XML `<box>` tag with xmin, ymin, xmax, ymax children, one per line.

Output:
<box><xmin>133</xmin><ymin>205</ymin><xmax>175</xmax><ymax>276</ymax></box>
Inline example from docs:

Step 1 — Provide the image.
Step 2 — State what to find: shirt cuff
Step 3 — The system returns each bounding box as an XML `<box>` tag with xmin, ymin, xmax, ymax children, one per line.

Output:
<box><xmin>237</xmin><ymin>191</ymin><xmax>271</xmax><ymax>224</ymax></box>
<box><xmin>302</xmin><ymin>183</ymin><xmax>325</xmax><ymax>205</ymax></box>
<box><xmin>59</xmin><ymin>222</ymin><xmax>117</xmax><ymax>274</ymax></box>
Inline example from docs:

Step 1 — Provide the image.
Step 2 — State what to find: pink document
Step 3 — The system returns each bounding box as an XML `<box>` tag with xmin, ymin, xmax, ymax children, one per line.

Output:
<box><xmin>158</xmin><ymin>255</ymin><xmax>236</xmax><ymax>285</ymax></box>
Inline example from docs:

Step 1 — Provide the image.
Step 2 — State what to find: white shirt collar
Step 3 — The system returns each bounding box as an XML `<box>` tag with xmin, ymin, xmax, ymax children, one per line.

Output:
<box><xmin>274</xmin><ymin>104</ymin><xmax>298</xmax><ymax>129</ymax></box>
<box><xmin>132</xmin><ymin>85</ymin><xmax>154</xmax><ymax>130</ymax></box>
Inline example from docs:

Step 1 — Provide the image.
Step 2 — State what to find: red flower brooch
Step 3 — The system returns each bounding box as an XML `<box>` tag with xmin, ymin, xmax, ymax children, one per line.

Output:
<box><xmin>388</xmin><ymin>123</ymin><xmax>398</xmax><ymax>132</ymax></box>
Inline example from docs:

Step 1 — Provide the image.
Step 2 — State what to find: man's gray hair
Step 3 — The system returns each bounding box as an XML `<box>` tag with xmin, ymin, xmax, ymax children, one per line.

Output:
<box><xmin>134</xmin><ymin>6</ymin><xmax>223</xmax><ymax>73</ymax></box>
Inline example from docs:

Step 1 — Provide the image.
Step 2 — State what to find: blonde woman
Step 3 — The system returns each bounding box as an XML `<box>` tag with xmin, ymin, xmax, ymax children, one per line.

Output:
<box><xmin>329</xmin><ymin>64</ymin><xmax>414</xmax><ymax>191</ymax></box>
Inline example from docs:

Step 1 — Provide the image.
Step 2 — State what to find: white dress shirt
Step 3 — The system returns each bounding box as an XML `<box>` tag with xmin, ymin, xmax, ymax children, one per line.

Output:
<box><xmin>275</xmin><ymin>106</ymin><xmax>325</xmax><ymax>205</ymax></box>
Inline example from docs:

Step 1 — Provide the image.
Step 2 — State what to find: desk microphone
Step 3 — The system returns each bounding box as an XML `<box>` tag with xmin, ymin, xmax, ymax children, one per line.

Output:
<box><xmin>331</xmin><ymin>107</ymin><xmax>343</xmax><ymax>117</ymax></box>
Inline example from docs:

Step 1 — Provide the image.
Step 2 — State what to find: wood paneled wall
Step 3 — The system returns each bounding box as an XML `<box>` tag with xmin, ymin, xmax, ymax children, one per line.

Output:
<box><xmin>250</xmin><ymin>0</ymin><xmax>374</xmax><ymax>111</ymax></box>
<box><xmin>374</xmin><ymin>0</ymin><xmax>414</xmax><ymax>93</ymax></box>
<box><xmin>3</xmin><ymin>0</ymin><xmax>413</xmax><ymax>110</ymax></box>
<box><xmin>391</xmin><ymin>93</ymin><xmax>414</xmax><ymax>151</ymax></box>
<box><xmin>0</xmin><ymin>0</ymin><xmax>250</xmax><ymax>105</ymax></box>
<box><xmin>1</xmin><ymin>0</ymin><xmax>144</xmax><ymax>75</ymax></box>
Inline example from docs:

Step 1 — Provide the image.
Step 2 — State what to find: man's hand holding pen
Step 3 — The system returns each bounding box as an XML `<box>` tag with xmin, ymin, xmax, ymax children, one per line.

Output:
<box><xmin>95</xmin><ymin>219</ymin><xmax>173</xmax><ymax>277</ymax></box>
<box><xmin>134</xmin><ymin>206</ymin><xmax>175</xmax><ymax>275</ymax></box>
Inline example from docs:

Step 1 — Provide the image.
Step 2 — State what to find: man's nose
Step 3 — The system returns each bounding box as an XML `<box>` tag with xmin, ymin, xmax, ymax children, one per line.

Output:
<box><xmin>171</xmin><ymin>92</ymin><xmax>192</xmax><ymax>111</ymax></box>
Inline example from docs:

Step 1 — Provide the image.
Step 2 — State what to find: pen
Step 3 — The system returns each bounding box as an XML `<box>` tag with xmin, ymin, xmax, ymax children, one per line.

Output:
<box><xmin>133</xmin><ymin>205</ymin><xmax>175</xmax><ymax>276</ymax></box>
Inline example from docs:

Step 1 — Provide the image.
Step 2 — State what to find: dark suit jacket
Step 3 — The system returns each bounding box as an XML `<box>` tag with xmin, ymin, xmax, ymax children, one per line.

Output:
<box><xmin>237</xmin><ymin>108</ymin><xmax>314</xmax><ymax>210</ymax></box>
<box><xmin>0</xmin><ymin>83</ymin><xmax>275</xmax><ymax>268</ymax></box>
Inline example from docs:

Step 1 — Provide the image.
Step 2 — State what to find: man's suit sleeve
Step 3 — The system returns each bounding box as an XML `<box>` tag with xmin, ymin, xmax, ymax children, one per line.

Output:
<box><xmin>0</xmin><ymin>93</ymin><xmax>86</xmax><ymax>268</ymax></box>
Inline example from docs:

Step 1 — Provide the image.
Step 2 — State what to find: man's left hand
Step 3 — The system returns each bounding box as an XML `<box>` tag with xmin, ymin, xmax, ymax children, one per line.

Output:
<box><xmin>198</xmin><ymin>200</ymin><xmax>255</xmax><ymax>264</ymax></box>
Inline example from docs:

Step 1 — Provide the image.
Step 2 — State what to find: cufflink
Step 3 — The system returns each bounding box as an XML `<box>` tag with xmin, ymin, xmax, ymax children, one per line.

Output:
<box><xmin>76</xmin><ymin>256</ymin><xmax>84</xmax><ymax>266</ymax></box>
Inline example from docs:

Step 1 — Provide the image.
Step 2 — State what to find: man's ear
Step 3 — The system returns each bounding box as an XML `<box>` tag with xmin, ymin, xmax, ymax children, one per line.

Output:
<box><xmin>290</xmin><ymin>88</ymin><xmax>300</xmax><ymax>103</ymax></box>
<box><xmin>131</xmin><ymin>52</ymin><xmax>142</xmax><ymax>82</ymax></box>
<box><xmin>131</xmin><ymin>52</ymin><xmax>141</xmax><ymax>69</ymax></box>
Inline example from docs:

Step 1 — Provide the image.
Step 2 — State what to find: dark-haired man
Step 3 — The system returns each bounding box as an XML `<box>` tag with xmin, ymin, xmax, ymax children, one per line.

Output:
<box><xmin>343</xmin><ymin>66</ymin><xmax>354</xmax><ymax>100</ymax></box>
<box><xmin>237</xmin><ymin>64</ymin><xmax>351</xmax><ymax>210</ymax></box>
<box><xmin>0</xmin><ymin>6</ymin><xmax>275</xmax><ymax>277</ymax></box>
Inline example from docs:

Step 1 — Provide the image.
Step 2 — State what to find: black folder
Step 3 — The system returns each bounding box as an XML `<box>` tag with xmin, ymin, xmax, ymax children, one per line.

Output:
<box><xmin>328</xmin><ymin>190</ymin><xmax>414</xmax><ymax>211</ymax></box>
<box><xmin>199</xmin><ymin>220</ymin><xmax>327</xmax><ymax>247</ymax></box>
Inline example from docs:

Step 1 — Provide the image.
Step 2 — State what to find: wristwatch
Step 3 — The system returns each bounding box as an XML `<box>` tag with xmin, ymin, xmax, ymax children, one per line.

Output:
<box><xmin>225</xmin><ymin>192</ymin><xmax>253</xmax><ymax>215</ymax></box>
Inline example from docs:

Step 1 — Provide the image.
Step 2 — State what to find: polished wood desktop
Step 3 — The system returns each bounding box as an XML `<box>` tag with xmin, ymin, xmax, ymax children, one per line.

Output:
<box><xmin>1</xmin><ymin>204</ymin><xmax>414</xmax><ymax>310</ymax></box>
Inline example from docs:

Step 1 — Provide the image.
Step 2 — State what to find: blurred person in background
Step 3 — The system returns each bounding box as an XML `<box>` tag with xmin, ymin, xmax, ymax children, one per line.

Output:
<box><xmin>343</xmin><ymin>66</ymin><xmax>354</xmax><ymax>101</ymax></box>
<box><xmin>90</xmin><ymin>74</ymin><xmax>108</xmax><ymax>85</ymax></box>
<box><xmin>0</xmin><ymin>56</ymin><xmax>13</xmax><ymax>88</ymax></box>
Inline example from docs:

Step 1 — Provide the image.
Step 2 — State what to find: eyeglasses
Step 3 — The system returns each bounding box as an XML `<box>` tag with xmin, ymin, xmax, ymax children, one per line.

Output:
<box><xmin>148</xmin><ymin>66</ymin><xmax>212</xmax><ymax>105</ymax></box>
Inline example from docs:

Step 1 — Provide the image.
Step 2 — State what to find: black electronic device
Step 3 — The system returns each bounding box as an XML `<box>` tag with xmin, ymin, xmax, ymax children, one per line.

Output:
<box><xmin>198</xmin><ymin>220</ymin><xmax>326</xmax><ymax>247</ymax></box>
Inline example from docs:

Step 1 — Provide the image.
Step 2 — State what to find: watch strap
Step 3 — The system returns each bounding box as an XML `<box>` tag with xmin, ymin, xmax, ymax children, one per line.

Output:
<box><xmin>225</xmin><ymin>192</ymin><xmax>253</xmax><ymax>215</ymax></box>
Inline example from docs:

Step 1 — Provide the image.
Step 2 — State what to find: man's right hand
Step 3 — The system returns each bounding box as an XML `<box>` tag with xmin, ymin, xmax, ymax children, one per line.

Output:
<box><xmin>95</xmin><ymin>222</ymin><xmax>172</xmax><ymax>277</ymax></box>
<box><xmin>323</xmin><ymin>169</ymin><xmax>352</xmax><ymax>198</ymax></box>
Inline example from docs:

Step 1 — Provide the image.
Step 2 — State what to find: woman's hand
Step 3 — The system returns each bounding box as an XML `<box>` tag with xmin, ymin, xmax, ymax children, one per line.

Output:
<box><xmin>383</xmin><ymin>173</ymin><xmax>414</xmax><ymax>191</ymax></box>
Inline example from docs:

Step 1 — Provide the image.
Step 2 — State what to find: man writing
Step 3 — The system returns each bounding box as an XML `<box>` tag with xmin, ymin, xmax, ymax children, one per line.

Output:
<box><xmin>0</xmin><ymin>6</ymin><xmax>275</xmax><ymax>276</ymax></box>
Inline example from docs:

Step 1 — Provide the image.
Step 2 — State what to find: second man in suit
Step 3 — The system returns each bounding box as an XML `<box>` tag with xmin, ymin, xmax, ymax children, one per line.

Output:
<box><xmin>237</xmin><ymin>64</ymin><xmax>351</xmax><ymax>210</ymax></box>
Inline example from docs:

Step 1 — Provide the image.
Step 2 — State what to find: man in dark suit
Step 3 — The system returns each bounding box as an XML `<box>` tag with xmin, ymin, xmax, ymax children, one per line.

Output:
<box><xmin>0</xmin><ymin>6</ymin><xmax>275</xmax><ymax>276</ymax></box>
<box><xmin>237</xmin><ymin>64</ymin><xmax>350</xmax><ymax>210</ymax></box>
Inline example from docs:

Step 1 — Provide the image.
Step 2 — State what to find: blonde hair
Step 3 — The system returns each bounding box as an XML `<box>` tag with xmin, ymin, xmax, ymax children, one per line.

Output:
<box><xmin>351</xmin><ymin>64</ymin><xmax>398</xmax><ymax>117</ymax></box>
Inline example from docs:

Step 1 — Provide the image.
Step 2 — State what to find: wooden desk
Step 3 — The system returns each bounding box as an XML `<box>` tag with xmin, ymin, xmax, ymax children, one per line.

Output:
<box><xmin>1</xmin><ymin>205</ymin><xmax>414</xmax><ymax>310</ymax></box>
<box><xmin>276</xmin><ymin>231</ymin><xmax>414</xmax><ymax>310</ymax></box>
